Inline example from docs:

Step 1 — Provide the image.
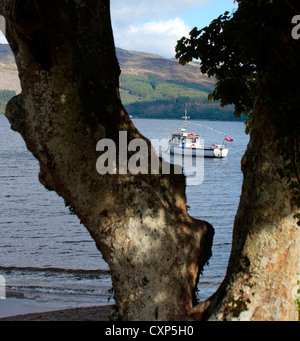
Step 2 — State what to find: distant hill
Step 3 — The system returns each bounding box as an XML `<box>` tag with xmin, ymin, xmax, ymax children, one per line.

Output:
<box><xmin>0</xmin><ymin>89</ymin><xmax>16</xmax><ymax>114</ymax></box>
<box><xmin>116</xmin><ymin>48</ymin><xmax>238</xmax><ymax>120</ymax></box>
<box><xmin>116</xmin><ymin>48</ymin><xmax>213</xmax><ymax>87</ymax></box>
<box><xmin>0</xmin><ymin>44</ymin><xmax>21</xmax><ymax>93</ymax></box>
<box><xmin>0</xmin><ymin>44</ymin><xmax>240</xmax><ymax>121</ymax></box>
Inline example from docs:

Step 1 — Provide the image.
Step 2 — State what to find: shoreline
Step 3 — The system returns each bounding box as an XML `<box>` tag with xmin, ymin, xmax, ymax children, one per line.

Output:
<box><xmin>0</xmin><ymin>304</ymin><xmax>114</xmax><ymax>321</ymax></box>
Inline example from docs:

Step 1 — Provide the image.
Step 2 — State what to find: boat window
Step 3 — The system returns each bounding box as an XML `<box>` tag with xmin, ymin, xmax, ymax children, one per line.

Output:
<box><xmin>172</xmin><ymin>136</ymin><xmax>180</xmax><ymax>143</ymax></box>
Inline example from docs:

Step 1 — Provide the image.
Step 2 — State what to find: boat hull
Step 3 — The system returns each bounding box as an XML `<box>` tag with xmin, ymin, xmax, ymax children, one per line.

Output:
<box><xmin>169</xmin><ymin>145</ymin><xmax>228</xmax><ymax>158</ymax></box>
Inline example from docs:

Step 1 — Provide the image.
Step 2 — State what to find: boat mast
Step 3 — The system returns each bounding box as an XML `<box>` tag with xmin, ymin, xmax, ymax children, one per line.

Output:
<box><xmin>181</xmin><ymin>106</ymin><xmax>190</xmax><ymax>130</ymax></box>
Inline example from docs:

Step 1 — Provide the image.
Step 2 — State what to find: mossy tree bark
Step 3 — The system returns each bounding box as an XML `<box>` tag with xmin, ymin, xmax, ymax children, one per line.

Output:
<box><xmin>205</xmin><ymin>102</ymin><xmax>300</xmax><ymax>321</ymax></box>
<box><xmin>202</xmin><ymin>0</ymin><xmax>300</xmax><ymax>320</ymax></box>
<box><xmin>0</xmin><ymin>0</ymin><xmax>213</xmax><ymax>320</ymax></box>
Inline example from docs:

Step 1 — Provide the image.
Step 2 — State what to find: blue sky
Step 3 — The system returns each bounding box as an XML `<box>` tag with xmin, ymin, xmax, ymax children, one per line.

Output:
<box><xmin>181</xmin><ymin>0</ymin><xmax>237</xmax><ymax>28</ymax></box>
<box><xmin>0</xmin><ymin>0</ymin><xmax>237</xmax><ymax>58</ymax></box>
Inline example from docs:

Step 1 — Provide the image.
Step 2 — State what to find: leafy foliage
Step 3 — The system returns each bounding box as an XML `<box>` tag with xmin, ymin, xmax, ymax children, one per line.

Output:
<box><xmin>175</xmin><ymin>9</ymin><xmax>256</xmax><ymax>122</ymax></box>
<box><xmin>176</xmin><ymin>0</ymin><xmax>300</xmax><ymax>220</ymax></box>
<box><xmin>175</xmin><ymin>0</ymin><xmax>300</xmax><ymax>130</ymax></box>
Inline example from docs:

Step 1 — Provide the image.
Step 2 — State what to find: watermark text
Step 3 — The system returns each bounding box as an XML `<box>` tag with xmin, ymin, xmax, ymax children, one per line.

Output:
<box><xmin>292</xmin><ymin>15</ymin><xmax>300</xmax><ymax>40</ymax></box>
<box><xmin>96</xmin><ymin>131</ymin><xmax>204</xmax><ymax>186</ymax></box>
<box><xmin>0</xmin><ymin>275</ymin><xmax>6</xmax><ymax>299</ymax></box>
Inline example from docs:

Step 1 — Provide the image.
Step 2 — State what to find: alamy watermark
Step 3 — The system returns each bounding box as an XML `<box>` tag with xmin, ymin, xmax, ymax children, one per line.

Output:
<box><xmin>96</xmin><ymin>131</ymin><xmax>204</xmax><ymax>186</ymax></box>
<box><xmin>292</xmin><ymin>15</ymin><xmax>300</xmax><ymax>39</ymax></box>
<box><xmin>0</xmin><ymin>275</ymin><xmax>6</xmax><ymax>299</ymax></box>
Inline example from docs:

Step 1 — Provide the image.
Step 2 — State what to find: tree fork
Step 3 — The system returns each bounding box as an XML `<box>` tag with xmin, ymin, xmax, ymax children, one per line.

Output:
<box><xmin>0</xmin><ymin>0</ymin><xmax>214</xmax><ymax>320</ymax></box>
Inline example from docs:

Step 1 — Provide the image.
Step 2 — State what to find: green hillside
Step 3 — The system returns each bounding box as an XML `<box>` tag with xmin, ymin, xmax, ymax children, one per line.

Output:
<box><xmin>116</xmin><ymin>49</ymin><xmax>241</xmax><ymax>121</ymax></box>
<box><xmin>120</xmin><ymin>75</ymin><xmax>209</xmax><ymax>104</ymax></box>
<box><xmin>0</xmin><ymin>89</ymin><xmax>15</xmax><ymax>114</ymax></box>
<box><xmin>0</xmin><ymin>44</ymin><xmax>244</xmax><ymax>121</ymax></box>
<box><xmin>119</xmin><ymin>74</ymin><xmax>236</xmax><ymax>120</ymax></box>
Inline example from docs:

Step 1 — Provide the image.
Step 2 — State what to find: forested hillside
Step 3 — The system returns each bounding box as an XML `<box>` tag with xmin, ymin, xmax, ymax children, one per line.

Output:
<box><xmin>116</xmin><ymin>48</ymin><xmax>239</xmax><ymax>120</ymax></box>
<box><xmin>119</xmin><ymin>74</ymin><xmax>235</xmax><ymax>120</ymax></box>
<box><xmin>0</xmin><ymin>89</ymin><xmax>15</xmax><ymax>114</ymax></box>
<box><xmin>0</xmin><ymin>44</ymin><xmax>242</xmax><ymax>120</ymax></box>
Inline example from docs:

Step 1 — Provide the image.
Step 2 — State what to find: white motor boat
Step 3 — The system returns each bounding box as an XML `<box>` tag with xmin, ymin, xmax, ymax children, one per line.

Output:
<box><xmin>168</xmin><ymin>111</ymin><xmax>230</xmax><ymax>159</ymax></box>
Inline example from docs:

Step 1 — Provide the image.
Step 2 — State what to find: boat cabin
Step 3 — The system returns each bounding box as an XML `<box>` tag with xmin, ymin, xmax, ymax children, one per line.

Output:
<box><xmin>170</xmin><ymin>130</ymin><xmax>204</xmax><ymax>149</ymax></box>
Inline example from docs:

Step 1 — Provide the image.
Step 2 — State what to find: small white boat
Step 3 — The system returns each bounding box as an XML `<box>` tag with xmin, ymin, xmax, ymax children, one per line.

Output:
<box><xmin>168</xmin><ymin>111</ymin><xmax>229</xmax><ymax>159</ymax></box>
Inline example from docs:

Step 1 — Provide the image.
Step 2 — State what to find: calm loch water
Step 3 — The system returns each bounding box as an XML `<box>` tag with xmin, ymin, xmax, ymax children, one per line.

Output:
<box><xmin>0</xmin><ymin>114</ymin><xmax>249</xmax><ymax>316</ymax></box>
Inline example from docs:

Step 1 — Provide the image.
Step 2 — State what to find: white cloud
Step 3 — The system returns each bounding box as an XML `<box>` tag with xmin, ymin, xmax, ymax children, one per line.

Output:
<box><xmin>114</xmin><ymin>17</ymin><xmax>190</xmax><ymax>58</ymax></box>
<box><xmin>110</xmin><ymin>0</ymin><xmax>207</xmax><ymax>57</ymax></box>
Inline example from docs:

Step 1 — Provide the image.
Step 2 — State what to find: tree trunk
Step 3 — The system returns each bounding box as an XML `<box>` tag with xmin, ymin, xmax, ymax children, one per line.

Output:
<box><xmin>0</xmin><ymin>0</ymin><xmax>213</xmax><ymax>320</ymax></box>
<box><xmin>201</xmin><ymin>1</ymin><xmax>300</xmax><ymax>320</ymax></box>
<box><xmin>204</xmin><ymin>102</ymin><xmax>300</xmax><ymax>321</ymax></box>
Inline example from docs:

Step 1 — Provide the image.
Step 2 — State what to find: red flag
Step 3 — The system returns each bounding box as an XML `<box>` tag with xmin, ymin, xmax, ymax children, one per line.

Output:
<box><xmin>225</xmin><ymin>136</ymin><xmax>233</xmax><ymax>142</ymax></box>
